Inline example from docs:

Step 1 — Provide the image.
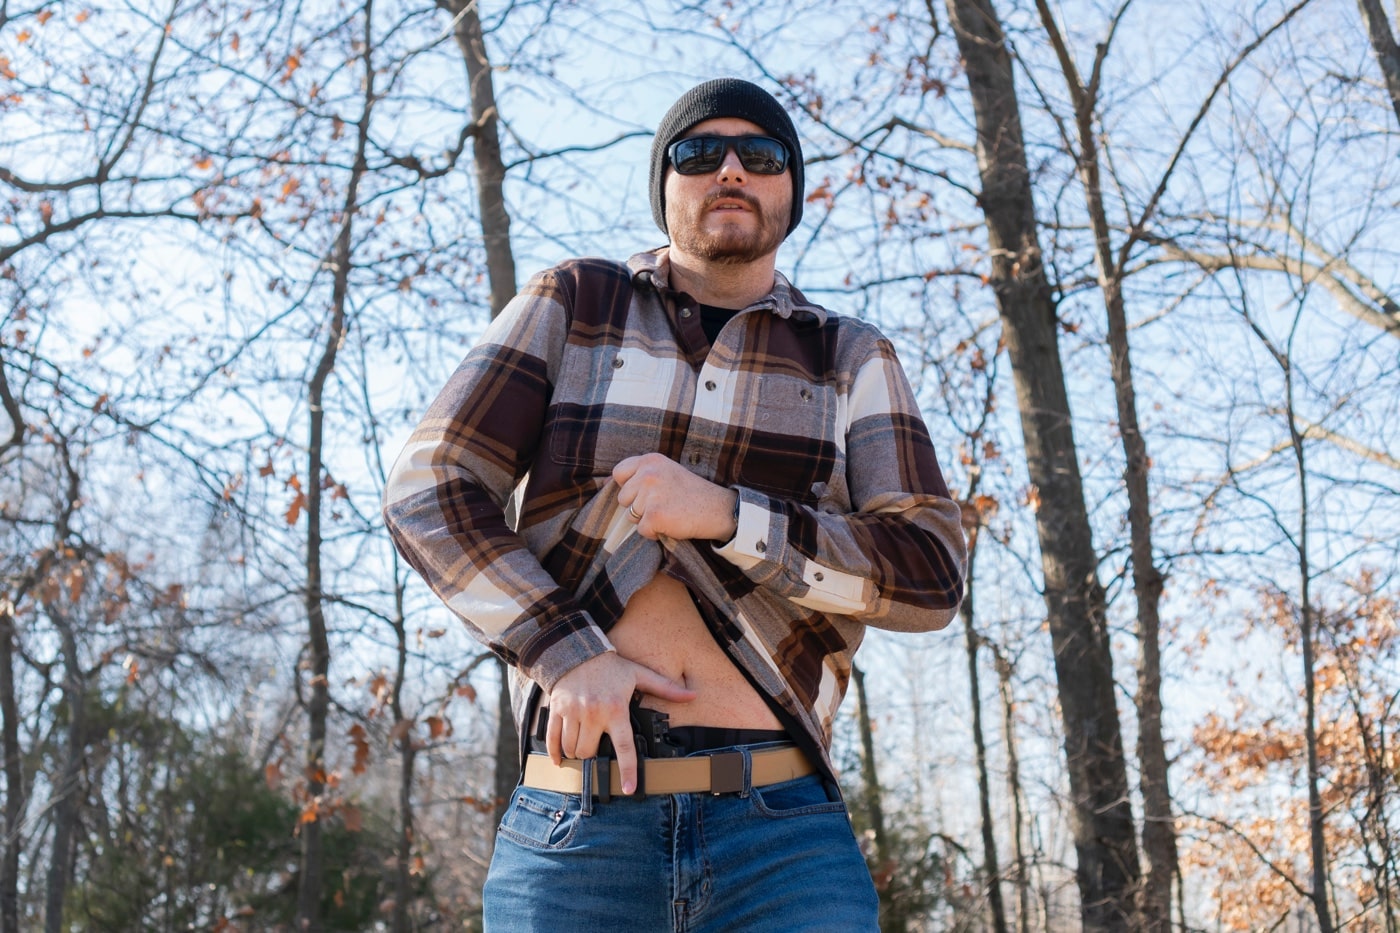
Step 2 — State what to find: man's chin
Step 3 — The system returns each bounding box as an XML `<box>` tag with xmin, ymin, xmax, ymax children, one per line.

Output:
<box><xmin>697</xmin><ymin>244</ymin><xmax>765</xmax><ymax>264</ymax></box>
<box><xmin>697</xmin><ymin>232</ymin><xmax>779</xmax><ymax>264</ymax></box>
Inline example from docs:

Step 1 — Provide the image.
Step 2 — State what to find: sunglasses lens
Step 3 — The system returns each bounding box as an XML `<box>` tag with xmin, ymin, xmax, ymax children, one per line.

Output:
<box><xmin>669</xmin><ymin>136</ymin><xmax>788</xmax><ymax>175</ymax></box>
<box><xmin>671</xmin><ymin>137</ymin><xmax>725</xmax><ymax>174</ymax></box>
<box><xmin>735</xmin><ymin>137</ymin><xmax>787</xmax><ymax>174</ymax></box>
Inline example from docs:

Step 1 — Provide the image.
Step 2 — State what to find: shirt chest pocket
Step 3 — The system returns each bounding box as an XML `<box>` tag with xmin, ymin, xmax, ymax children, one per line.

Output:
<box><xmin>732</xmin><ymin>375</ymin><xmax>840</xmax><ymax>505</ymax></box>
<box><xmin>548</xmin><ymin>346</ymin><xmax>678</xmax><ymax>473</ymax></box>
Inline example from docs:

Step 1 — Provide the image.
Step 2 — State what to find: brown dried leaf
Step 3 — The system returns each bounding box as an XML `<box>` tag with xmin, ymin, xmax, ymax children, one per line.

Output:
<box><xmin>285</xmin><ymin>491</ymin><xmax>306</xmax><ymax>525</ymax></box>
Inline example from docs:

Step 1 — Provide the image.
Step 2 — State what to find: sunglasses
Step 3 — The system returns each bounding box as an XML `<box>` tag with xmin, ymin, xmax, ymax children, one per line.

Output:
<box><xmin>666</xmin><ymin>135</ymin><xmax>790</xmax><ymax>176</ymax></box>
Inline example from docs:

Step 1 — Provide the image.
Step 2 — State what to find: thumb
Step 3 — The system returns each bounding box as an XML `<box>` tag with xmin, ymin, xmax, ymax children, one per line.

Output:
<box><xmin>628</xmin><ymin>662</ymin><xmax>696</xmax><ymax>704</ymax></box>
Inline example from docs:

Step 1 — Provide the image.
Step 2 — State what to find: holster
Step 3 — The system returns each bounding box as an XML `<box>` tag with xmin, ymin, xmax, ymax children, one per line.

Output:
<box><xmin>593</xmin><ymin>695</ymin><xmax>685</xmax><ymax>801</ymax></box>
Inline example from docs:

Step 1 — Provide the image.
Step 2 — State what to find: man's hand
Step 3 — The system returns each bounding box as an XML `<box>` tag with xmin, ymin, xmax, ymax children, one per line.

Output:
<box><xmin>545</xmin><ymin>651</ymin><xmax>695</xmax><ymax>795</ymax></box>
<box><xmin>614</xmin><ymin>453</ymin><xmax>740</xmax><ymax>542</ymax></box>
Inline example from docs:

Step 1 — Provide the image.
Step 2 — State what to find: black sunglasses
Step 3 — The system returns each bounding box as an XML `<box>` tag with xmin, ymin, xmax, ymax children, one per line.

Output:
<box><xmin>666</xmin><ymin>135</ymin><xmax>790</xmax><ymax>176</ymax></box>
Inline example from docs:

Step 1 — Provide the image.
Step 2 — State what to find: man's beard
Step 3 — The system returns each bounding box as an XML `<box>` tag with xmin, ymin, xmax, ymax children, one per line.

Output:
<box><xmin>668</xmin><ymin>188</ymin><xmax>788</xmax><ymax>265</ymax></box>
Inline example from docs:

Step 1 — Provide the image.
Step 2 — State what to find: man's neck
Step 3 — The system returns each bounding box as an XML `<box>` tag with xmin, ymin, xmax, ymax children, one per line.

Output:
<box><xmin>665</xmin><ymin>248</ymin><xmax>778</xmax><ymax>309</ymax></box>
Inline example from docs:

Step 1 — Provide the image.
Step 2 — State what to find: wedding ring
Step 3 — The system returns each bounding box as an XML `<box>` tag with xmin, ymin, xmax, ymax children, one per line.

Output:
<box><xmin>628</xmin><ymin>505</ymin><xmax>642</xmax><ymax>522</ymax></box>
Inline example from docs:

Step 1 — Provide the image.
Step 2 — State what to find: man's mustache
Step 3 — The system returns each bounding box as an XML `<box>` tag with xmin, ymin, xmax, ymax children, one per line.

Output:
<box><xmin>702</xmin><ymin>188</ymin><xmax>761</xmax><ymax>211</ymax></box>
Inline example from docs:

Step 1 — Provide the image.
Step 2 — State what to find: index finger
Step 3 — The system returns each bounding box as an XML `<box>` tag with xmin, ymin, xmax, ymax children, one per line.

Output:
<box><xmin>607</xmin><ymin>715</ymin><xmax>639</xmax><ymax>796</ymax></box>
<box><xmin>611</xmin><ymin>456</ymin><xmax>640</xmax><ymax>484</ymax></box>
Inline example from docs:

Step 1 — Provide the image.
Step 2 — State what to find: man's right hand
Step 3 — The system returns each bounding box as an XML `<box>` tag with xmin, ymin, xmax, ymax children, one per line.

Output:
<box><xmin>545</xmin><ymin>652</ymin><xmax>695</xmax><ymax>795</ymax></box>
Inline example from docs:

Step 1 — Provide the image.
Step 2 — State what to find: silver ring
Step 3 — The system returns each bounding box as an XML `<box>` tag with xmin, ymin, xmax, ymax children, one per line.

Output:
<box><xmin>628</xmin><ymin>504</ymin><xmax>642</xmax><ymax>522</ymax></box>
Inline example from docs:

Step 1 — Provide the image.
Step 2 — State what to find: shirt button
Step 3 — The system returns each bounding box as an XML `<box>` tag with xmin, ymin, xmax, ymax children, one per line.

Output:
<box><xmin>813</xmin><ymin>572</ymin><xmax>825</xmax><ymax>582</ymax></box>
<box><xmin>705</xmin><ymin>380</ymin><xmax>717</xmax><ymax>391</ymax></box>
<box><xmin>612</xmin><ymin>358</ymin><xmax>624</xmax><ymax>369</ymax></box>
<box><xmin>756</xmin><ymin>540</ymin><xmax>767</xmax><ymax>553</ymax></box>
<box><xmin>680</xmin><ymin>308</ymin><xmax>692</xmax><ymax>318</ymax></box>
<box><xmin>800</xmin><ymin>388</ymin><xmax>813</xmax><ymax>400</ymax></box>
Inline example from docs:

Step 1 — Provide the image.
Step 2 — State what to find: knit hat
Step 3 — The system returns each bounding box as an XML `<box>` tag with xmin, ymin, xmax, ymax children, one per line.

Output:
<box><xmin>649</xmin><ymin>78</ymin><xmax>804</xmax><ymax>238</ymax></box>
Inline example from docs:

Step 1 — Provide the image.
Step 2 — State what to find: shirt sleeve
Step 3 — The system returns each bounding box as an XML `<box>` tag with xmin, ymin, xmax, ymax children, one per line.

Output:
<box><xmin>381</xmin><ymin>269</ymin><xmax>615</xmax><ymax>692</ymax></box>
<box><xmin>711</xmin><ymin>329</ymin><xmax>967</xmax><ymax>631</ymax></box>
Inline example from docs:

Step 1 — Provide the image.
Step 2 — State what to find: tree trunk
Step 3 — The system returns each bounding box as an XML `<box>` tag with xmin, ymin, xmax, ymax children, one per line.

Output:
<box><xmin>0</xmin><ymin>600</ymin><xmax>20</xmax><ymax>933</ymax></box>
<box><xmin>961</xmin><ymin>522</ymin><xmax>1008</xmax><ymax>933</ymax></box>
<box><xmin>1291</xmin><ymin>415</ymin><xmax>1335</xmax><ymax>933</ymax></box>
<box><xmin>442</xmin><ymin>0</ymin><xmax>517</xmax><ymax>318</ymax></box>
<box><xmin>43</xmin><ymin>618</ymin><xmax>83</xmax><ymax>933</ymax></box>
<box><xmin>492</xmin><ymin>661</ymin><xmax>516</xmax><ymax>835</ymax></box>
<box><xmin>1239</xmin><ymin>298</ymin><xmax>1336</xmax><ymax>933</ymax></box>
<box><xmin>390</xmin><ymin>582</ymin><xmax>415</xmax><ymax>933</ymax></box>
<box><xmin>442</xmin><ymin>0</ymin><xmax>521</xmax><ymax>843</ymax></box>
<box><xmin>994</xmin><ymin>646</ymin><xmax>1031</xmax><ymax>933</ymax></box>
<box><xmin>296</xmin><ymin>6</ymin><xmax>375</xmax><ymax>924</ymax></box>
<box><xmin>1031</xmin><ymin>5</ymin><xmax>1178</xmax><ymax>925</ymax></box>
<box><xmin>1357</xmin><ymin>0</ymin><xmax>1400</xmax><ymax>128</ymax></box>
<box><xmin>0</xmin><ymin>361</ymin><xmax>23</xmax><ymax>933</ymax></box>
<box><xmin>1104</xmin><ymin>266</ymin><xmax>1174</xmax><ymax>931</ymax></box>
<box><xmin>852</xmin><ymin>664</ymin><xmax>903</xmax><ymax>932</ymax></box>
<box><xmin>942</xmin><ymin>0</ymin><xmax>1141</xmax><ymax>926</ymax></box>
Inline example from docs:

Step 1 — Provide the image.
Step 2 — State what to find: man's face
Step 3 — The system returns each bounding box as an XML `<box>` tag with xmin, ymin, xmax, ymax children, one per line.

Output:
<box><xmin>663</xmin><ymin>117</ymin><xmax>792</xmax><ymax>266</ymax></box>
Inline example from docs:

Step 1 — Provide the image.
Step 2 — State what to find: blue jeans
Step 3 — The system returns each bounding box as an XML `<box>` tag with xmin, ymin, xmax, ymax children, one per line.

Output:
<box><xmin>483</xmin><ymin>755</ymin><xmax>878</xmax><ymax>932</ymax></box>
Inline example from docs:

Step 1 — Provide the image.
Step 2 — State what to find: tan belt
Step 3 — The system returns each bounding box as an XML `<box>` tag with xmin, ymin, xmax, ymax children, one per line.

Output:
<box><xmin>522</xmin><ymin>746</ymin><xmax>813</xmax><ymax>798</ymax></box>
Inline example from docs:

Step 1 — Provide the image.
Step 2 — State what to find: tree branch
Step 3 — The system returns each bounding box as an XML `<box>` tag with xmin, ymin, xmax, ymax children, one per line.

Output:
<box><xmin>1153</xmin><ymin>241</ymin><xmax>1400</xmax><ymax>339</ymax></box>
<box><xmin>0</xmin><ymin>350</ymin><xmax>22</xmax><ymax>457</ymax></box>
<box><xmin>1357</xmin><ymin>0</ymin><xmax>1400</xmax><ymax>127</ymax></box>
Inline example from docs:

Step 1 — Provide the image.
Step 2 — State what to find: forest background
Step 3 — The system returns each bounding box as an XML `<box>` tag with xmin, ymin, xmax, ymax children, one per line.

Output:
<box><xmin>2</xmin><ymin>0</ymin><xmax>1398</xmax><ymax>930</ymax></box>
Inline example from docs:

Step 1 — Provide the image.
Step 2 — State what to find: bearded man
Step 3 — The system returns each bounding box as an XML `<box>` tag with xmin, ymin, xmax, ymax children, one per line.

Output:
<box><xmin>383</xmin><ymin>77</ymin><xmax>967</xmax><ymax>931</ymax></box>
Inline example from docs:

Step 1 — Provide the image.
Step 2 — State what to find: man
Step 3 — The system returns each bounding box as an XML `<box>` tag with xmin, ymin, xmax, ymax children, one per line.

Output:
<box><xmin>383</xmin><ymin>77</ymin><xmax>966</xmax><ymax>931</ymax></box>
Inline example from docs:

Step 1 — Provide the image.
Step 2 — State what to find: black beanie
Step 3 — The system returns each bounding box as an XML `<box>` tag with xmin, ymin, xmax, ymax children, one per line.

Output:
<box><xmin>649</xmin><ymin>78</ymin><xmax>804</xmax><ymax>238</ymax></box>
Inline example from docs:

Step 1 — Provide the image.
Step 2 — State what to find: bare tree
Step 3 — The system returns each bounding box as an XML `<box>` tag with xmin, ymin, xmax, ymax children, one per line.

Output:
<box><xmin>0</xmin><ymin>356</ymin><xmax>26</xmax><ymax>933</ymax></box>
<box><xmin>1238</xmin><ymin>280</ymin><xmax>1337</xmax><ymax>933</ymax></box>
<box><xmin>993</xmin><ymin>643</ymin><xmax>1031</xmax><ymax>933</ymax></box>
<box><xmin>437</xmin><ymin>0</ymin><xmax>523</xmax><ymax>841</ymax></box>
<box><xmin>294</xmin><ymin>55</ymin><xmax>372</xmax><ymax>931</ymax></box>
<box><xmin>37</xmin><ymin>446</ymin><xmax>84</xmax><ymax>933</ymax></box>
<box><xmin>958</xmin><ymin>363</ymin><xmax>1010</xmax><ymax>933</ymax></box>
<box><xmin>963</xmin><ymin>584</ymin><xmax>1009</xmax><ymax>933</ymax></box>
<box><xmin>851</xmin><ymin>664</ymin><xmax>903</xmax><ymax>931</ymax></box>
<box><xmin>940</xmin><ymin>0</ymin><xmax>1141</xmax><ymax>924</ymax></box>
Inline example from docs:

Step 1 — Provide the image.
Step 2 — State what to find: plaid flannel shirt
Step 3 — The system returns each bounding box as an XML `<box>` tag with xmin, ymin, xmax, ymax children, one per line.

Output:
<box><xmin>383</xmin><ymin>248</ymin><xmax>967</xmax><ymax>777</ymax></box>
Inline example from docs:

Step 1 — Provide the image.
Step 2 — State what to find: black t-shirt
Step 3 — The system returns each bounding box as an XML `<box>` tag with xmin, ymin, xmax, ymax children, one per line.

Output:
<box><xmin>700</xmin><ymin>304</ymin><xmax>741</xmax><ymax>345</ymax></box>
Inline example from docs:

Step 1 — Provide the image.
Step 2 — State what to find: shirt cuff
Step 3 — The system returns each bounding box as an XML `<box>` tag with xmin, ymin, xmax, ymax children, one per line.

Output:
<box><xmin>712</xmin><ymin>488</ymin><xmax>779</xmax><ymax>571</ymax></box>
<box><xmin>521</xmin><ymin>614</ymin><xmax>617</xmax><ymax>693</ymax></box>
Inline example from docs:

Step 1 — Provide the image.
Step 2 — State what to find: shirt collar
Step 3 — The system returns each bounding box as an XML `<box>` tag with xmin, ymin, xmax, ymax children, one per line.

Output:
<box><xmin>627</xmin><ymin>247</ymin><xmax>828</xmax><ymax>325</ymax></box>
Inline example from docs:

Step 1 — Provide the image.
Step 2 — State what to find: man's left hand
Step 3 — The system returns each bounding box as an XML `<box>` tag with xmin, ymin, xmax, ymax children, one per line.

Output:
<box><xmin>613</xmin><ymin>453</ymin><xmax>739</xmax><ymax>543</ymax></box>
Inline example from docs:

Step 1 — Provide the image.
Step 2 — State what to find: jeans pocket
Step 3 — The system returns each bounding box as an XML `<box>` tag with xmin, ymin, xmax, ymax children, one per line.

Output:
<box><xmin>496</xmin><ymin>787</ymin><xmax>581</xmax><ymax>850</ymax></box>
<box><xmin>750</xmin><ymin>775</ymin><xmax>850</xmax><ymax>819</ymax></box>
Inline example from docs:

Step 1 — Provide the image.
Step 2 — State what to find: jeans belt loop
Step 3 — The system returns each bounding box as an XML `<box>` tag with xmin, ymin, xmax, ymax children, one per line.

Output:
<box><xmin>580</xmin><ymin>755</ymin><xmax>595</xmax><ymax>817</ymax></box>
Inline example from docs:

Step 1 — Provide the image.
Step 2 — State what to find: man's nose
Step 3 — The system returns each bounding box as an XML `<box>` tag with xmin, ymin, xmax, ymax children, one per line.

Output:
<box><xmin>715</xmin><ymin>148</ymin><xmax>748</xmax><ymax>184</ymax></box>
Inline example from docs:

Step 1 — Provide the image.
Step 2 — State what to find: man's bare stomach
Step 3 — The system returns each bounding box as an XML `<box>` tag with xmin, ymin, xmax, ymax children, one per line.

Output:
<box><xmin>610</xmin><ymin>573</ymin><xmax>783</xmax><ymax>730</ymax></box>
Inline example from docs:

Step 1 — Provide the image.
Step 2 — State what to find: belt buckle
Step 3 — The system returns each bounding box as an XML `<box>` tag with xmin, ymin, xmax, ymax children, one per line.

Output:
<box><xmin>709</xmin><ymin>751</ymin><xmax>744</xmax><ymax>795</ymax></box>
